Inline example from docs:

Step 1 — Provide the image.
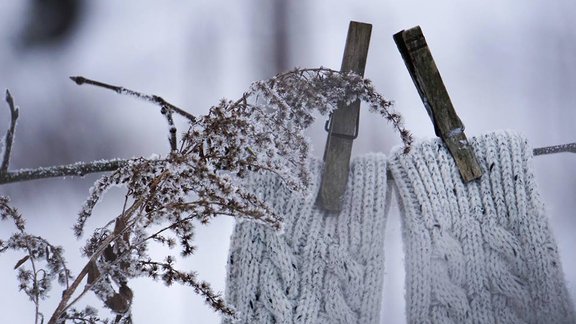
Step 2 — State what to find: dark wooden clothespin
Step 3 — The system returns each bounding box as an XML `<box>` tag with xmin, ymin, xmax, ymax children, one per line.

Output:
<box><xmin>316</xmin><ymin>21</ymin><xmax>372</xmax><ymax>211</ymax></box>
<box><xmin>394</xmin><ymin>26</ymin><xmax>482</xmax><ymax>182</ymax></box>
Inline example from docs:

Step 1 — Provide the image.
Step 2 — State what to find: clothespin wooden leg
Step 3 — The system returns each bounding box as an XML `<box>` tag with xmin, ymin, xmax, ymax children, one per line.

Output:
<box><xmin>394</xmin><ymin>26</ymin><xmax>482</xmax><ymax>182</ymax></box>
<box><xmin>316</xmin><ymin>21</ymin><xmax>372</xmax><ymax>211</ymax></box>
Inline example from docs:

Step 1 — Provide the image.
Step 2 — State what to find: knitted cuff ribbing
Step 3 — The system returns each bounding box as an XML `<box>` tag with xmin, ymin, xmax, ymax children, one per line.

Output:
<box><xmin>389</xmin><ymin>131</ymin><xmax>575</xmax><ymax>324</ymax></box>
<box><xmin>223</xmin><ymin>154</ymin><xmax>389</xmax><ymax>324</ymax></box>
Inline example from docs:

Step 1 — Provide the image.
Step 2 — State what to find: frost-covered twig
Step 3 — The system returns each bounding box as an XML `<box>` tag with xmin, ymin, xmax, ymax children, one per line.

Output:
<box><xmin>70</xmin><ymin>76</ymin><xmax>196</xmax><ymax>122</ymax></box>
<box><xmin>0</xmin><ymin>159</ymin><xmax>131</xmax><ymax>184</ymax></box>
<box><xmin>0</xmin><ymin>91</ymin><xmax>131</xmax><ymax>185</ymax></box>
<box><xmin>1</xmin><ymin>90</ymin><xmax>19</xmax><ymax>174</ymax></box>
<box><xmin>70</xmin><ymin>76</ymin><xmax>188</xmax><ymax>153</ymax></box>
<box><xmin>533</xmin><ymin>142</ymin><xmax>576</xmax><ymax>156</ymax></box>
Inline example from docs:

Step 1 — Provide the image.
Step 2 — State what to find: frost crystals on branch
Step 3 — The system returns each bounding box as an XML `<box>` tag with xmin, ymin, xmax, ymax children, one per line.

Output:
<box><xmin>1</xmin><ymin>67</ymin><xmax>411</xmax><ymax>323</ymax></box>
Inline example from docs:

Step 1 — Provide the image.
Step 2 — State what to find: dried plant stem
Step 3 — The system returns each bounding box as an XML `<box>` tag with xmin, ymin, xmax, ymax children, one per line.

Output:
<box><xmin>48</xmin><ymin>198</ymin><xmax>145</xmax><ymax>324</ymax></box>
<box><xmin>1</xmin><ymin>90</ymin><xmax>19</xmax><ymax>174</ymax></box>
<box><xmin>0</xmin><ymin>159</ymin><xmax>130</xmax><ymax>184</ymax></box>
<box><xmin>56</xmin><ymin>175</ymin><xmax>169</xmax><ymax>321</ymax></box>
<box><xmin>24</xmin><ymin>240</ymin><xmax>41</xmax><ymax>324</ymax></box>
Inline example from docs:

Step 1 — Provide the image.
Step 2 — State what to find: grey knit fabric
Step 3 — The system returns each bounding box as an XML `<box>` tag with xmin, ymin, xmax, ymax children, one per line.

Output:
<box><xmin>223</xmin><ymin>154</ymin><xmax>389</xmax><ymax>324</ymax></box>
<box><xmin>388</xmin><ymin>131</ymin><xmax>575</xmax><ymax>324</ymax></box>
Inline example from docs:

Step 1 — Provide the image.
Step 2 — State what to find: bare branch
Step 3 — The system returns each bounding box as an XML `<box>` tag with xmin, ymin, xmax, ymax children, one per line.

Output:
<box><xmin>0</xmin><ymin>159</ymin><xmax>130</xmax><ymax>185</ymax></box>
<box><xmin>2</xmin><ymin>90</ymin><xmax>19</xmax><ymax>174</ymax></box>
<box><xmin>534</xmin><ymin>142</ymin><xmax>576</xmax><ymax>156</ymax></box>
<box><xmin>69</xmin><ymin>76</ymin><xmax>197</xmax><ymax>122</ymax></box>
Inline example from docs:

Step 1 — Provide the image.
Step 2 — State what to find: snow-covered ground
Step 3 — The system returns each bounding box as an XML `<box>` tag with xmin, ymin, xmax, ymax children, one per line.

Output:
<box><xmin>0</xmin><ymin>1</ymin><xmax>574</xmax><ymax>323</ymax></box>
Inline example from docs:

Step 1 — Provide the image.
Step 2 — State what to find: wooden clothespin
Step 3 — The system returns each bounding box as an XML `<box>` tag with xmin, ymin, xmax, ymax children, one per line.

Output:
<box><xmin>316</xmin><ymin>21</ymin><xmax>372</xmax><ymax>212</ymax></box>
<box><xmin>393</xmin><ymin>26</ymin><xmax>483</xmax><ymax>182</ymax></box>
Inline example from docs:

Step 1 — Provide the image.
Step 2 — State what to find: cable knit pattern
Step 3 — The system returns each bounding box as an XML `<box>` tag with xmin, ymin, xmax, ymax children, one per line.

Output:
<box><xmin>389</xmin><ymin>130</ymin><xmax>576</xmax><ymax>324</ymax></box>
<box><xmin>223</xmin><ymin>154</ymin><xmax>389</xmax><ymax>324</ymax></box>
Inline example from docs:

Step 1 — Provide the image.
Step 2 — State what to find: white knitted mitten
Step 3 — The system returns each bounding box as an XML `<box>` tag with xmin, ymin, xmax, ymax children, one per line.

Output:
<box><xmin>389</xmin><ymin>131</ymin><xmax>575</xmax><ymax>324</ymax></box>
<box><xmin>223</xmin><ymin>154</ymin><xmax>389</xmax><ymax>324</ymax></box>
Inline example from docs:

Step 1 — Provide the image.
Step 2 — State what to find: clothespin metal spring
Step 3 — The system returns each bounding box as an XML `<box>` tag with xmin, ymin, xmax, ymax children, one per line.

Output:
<box><xmin>324</xmin><ymin>113</ymin><xmax>360</xmax><ymax>140</ymax></box>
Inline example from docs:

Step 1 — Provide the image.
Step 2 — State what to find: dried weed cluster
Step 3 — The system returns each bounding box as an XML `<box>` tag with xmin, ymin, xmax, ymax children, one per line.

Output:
<box><xmin>0</xmin><ymin>68</ymin><xmax>410</xmax><ymax>323</ymax></box>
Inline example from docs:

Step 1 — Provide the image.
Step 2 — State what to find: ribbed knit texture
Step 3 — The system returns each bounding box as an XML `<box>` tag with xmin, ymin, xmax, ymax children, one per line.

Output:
<box><xmin>389</xmin><ymin>130</ymin><xmax>575</xmax><ymax>324</ymax></box>
<box><xmin>223</xmin><ymin>154</ymin><xmax>389</xmax><ymax>324</ymax></box>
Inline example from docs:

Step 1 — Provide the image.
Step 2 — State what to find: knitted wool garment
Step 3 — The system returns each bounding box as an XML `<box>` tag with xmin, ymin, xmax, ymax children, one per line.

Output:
<box><xmin>388</xmin><ymin>131</ymin><xmax>575</xmax><ymax>324</ymax></box>
<box><xmin>223</xmin><ymin>154</ymin><xmax>389</xmax><ymax>324</ymax></box>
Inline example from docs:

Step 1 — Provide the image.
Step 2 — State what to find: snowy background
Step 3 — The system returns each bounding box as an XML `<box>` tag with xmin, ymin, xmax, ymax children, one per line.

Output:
<box><xmin>0</xmin><ymin>0</ymin><xmax>575</xmax><ymax>323</ymax></box>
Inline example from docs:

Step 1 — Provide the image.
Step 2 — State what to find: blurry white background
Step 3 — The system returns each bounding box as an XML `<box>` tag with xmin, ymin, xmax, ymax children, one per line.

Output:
<box><xmin>0</xmin><ymin>0</ymin><xmax>574</xmax><ymax>322</ymax></box>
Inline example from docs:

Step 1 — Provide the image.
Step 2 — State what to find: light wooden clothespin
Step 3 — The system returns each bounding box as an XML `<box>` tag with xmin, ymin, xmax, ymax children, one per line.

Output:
<box><xmin>394</xmin><ymin>26</ymin><xmax>483</xmax><ymax>182</ymax></box>
<box><xmin>316</xmin><ymin>21</ymin><xmax>372</xmax><ymax>212</ymax></box>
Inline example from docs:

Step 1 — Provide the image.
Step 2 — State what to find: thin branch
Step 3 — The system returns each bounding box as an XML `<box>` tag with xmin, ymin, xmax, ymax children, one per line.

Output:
<box><xmin>2</xmin><ymin>90</ymin><xmax>19</xmax><ymax>174</ymax></box>
<box><xmin>534</xmin><ymin>142</ymin><xmax>576</xmax><ymax>156</ymax></box>
<box><xmin>69</xmin><ymin>76</ymin><xmax>197</xmax><ymax>122</ymax></box>
<box><xmin>0</xmin><ymin>159</ymin><xmax>131</xmax><ymax>185</ymax></box>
